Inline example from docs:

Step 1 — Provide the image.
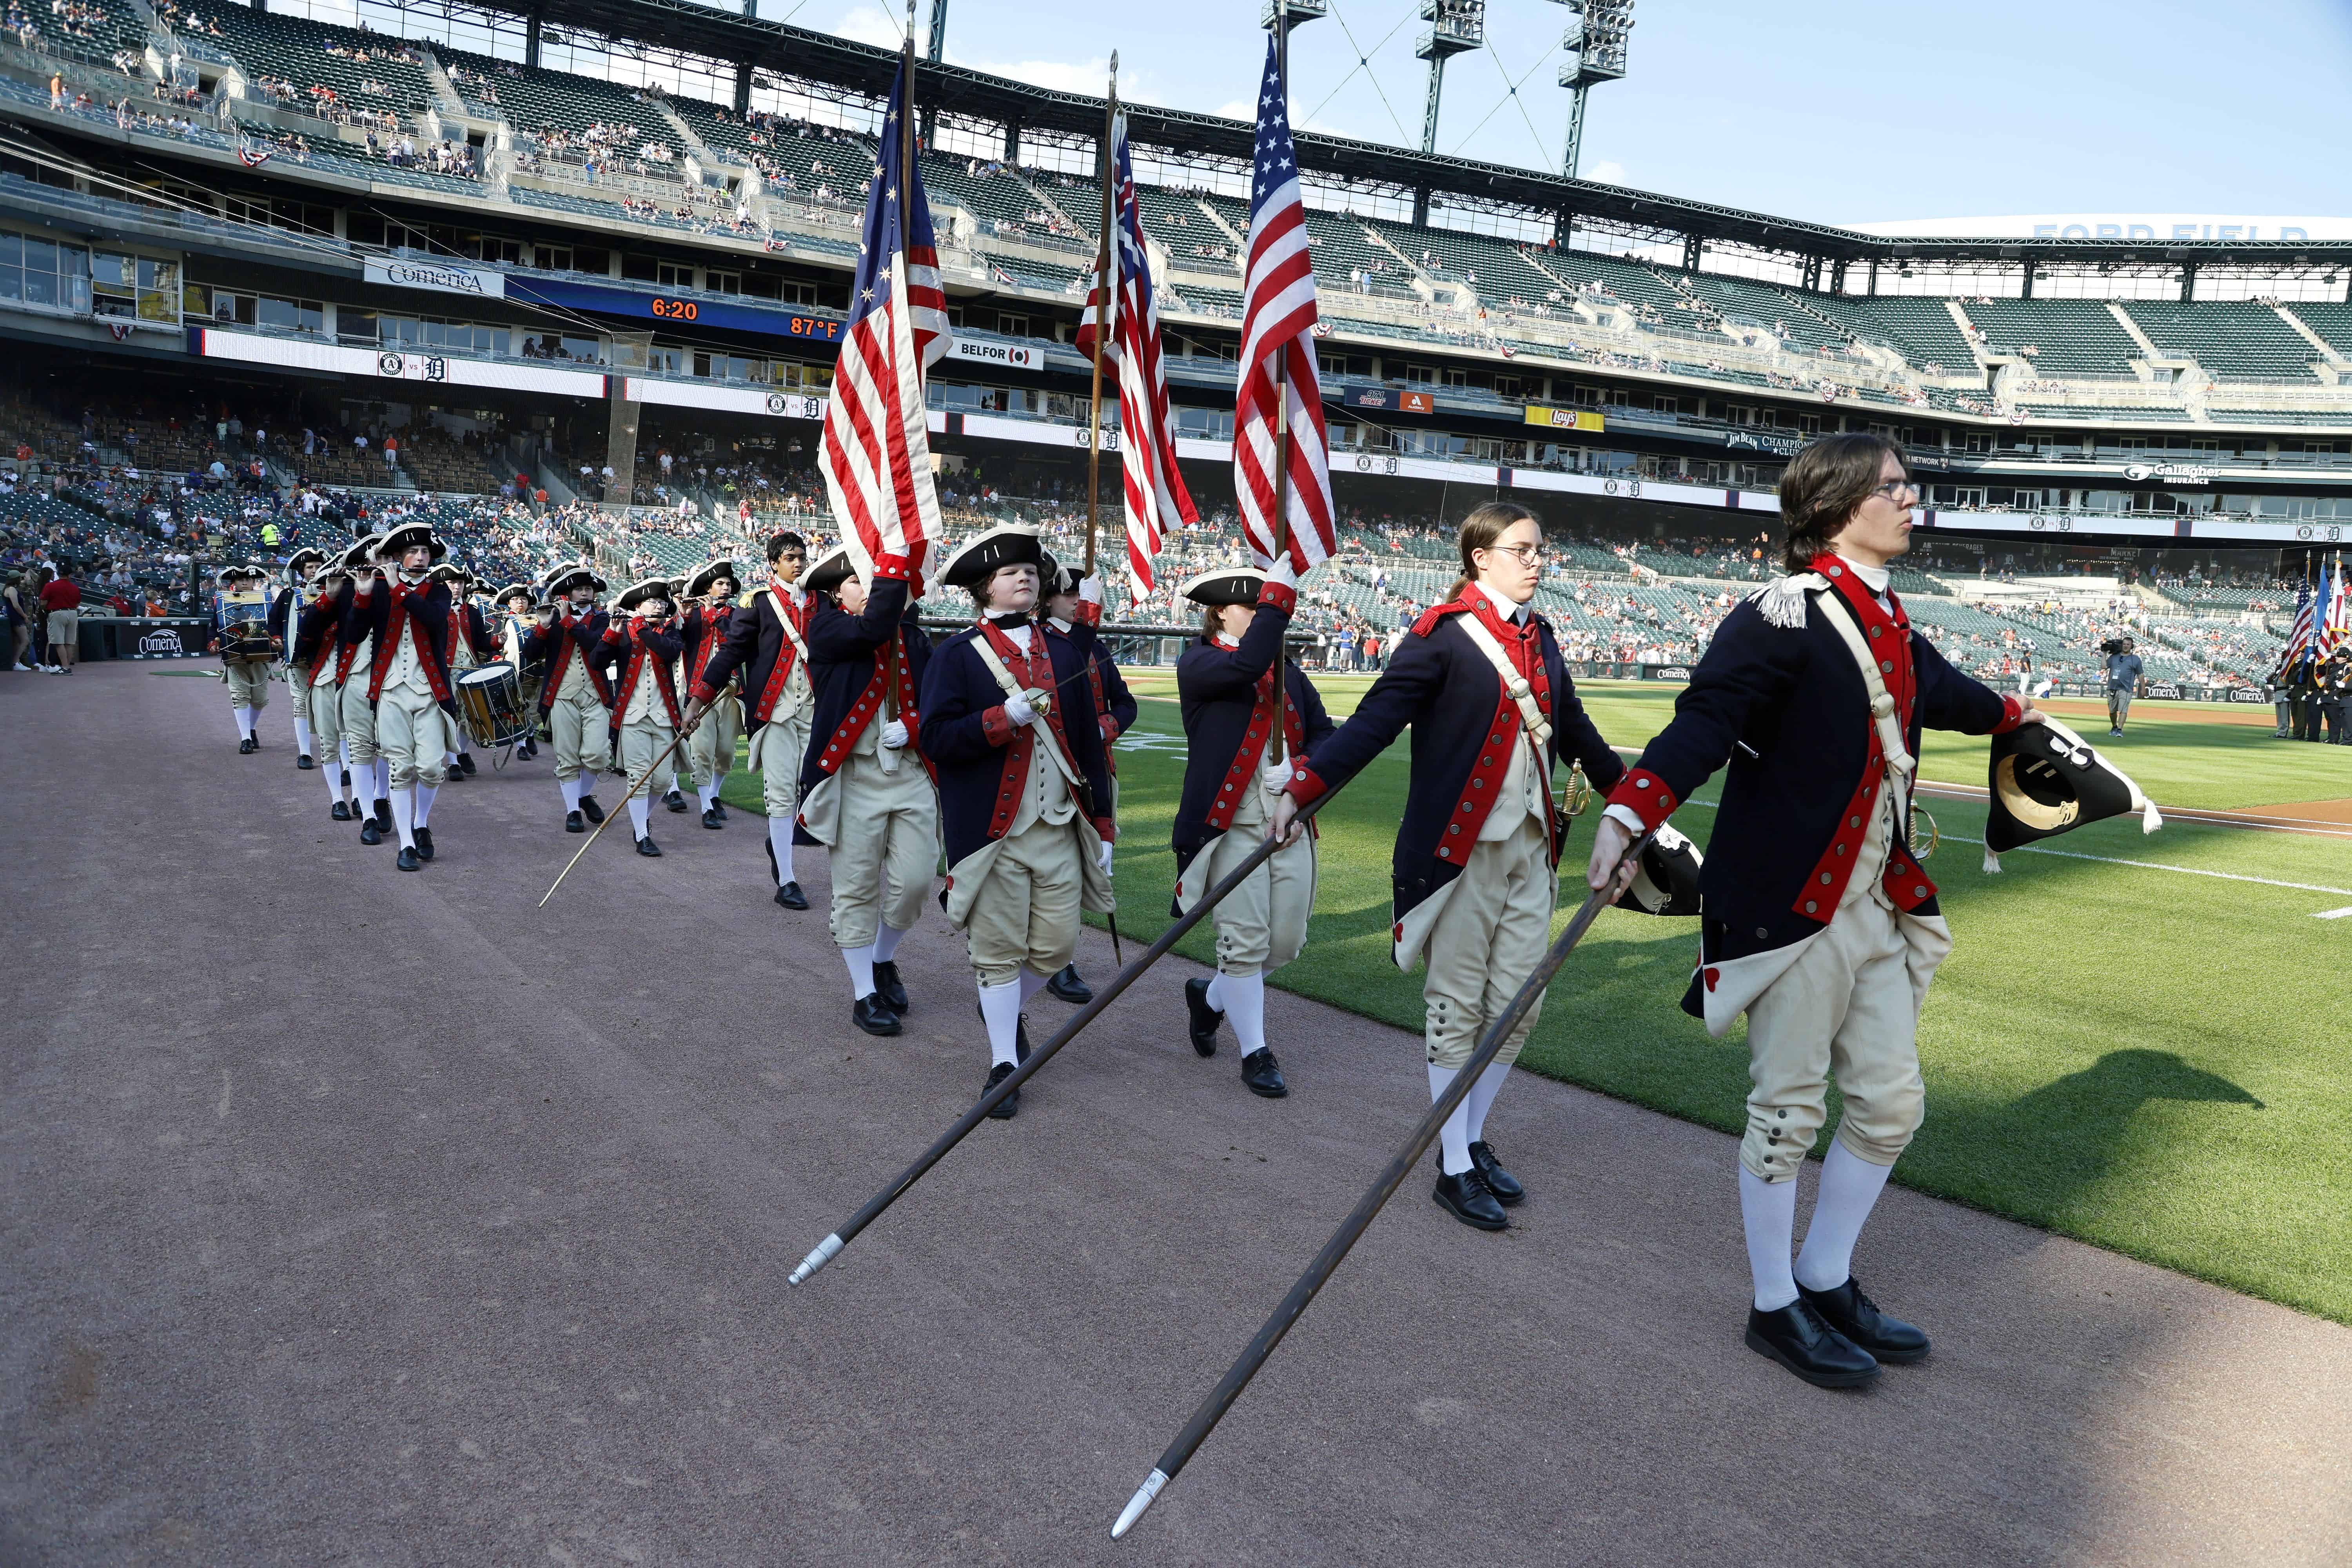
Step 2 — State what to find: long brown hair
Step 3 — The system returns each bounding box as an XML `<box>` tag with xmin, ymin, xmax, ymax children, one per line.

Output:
<box><xmin>1445</xmin><ymin>500</ymin><xmax>1540</xmax><ymax>604</ymax></box>
<box><xmin>1778</xmin><ymin>432</ymin><xmax>1906</xmax><ymax>573</ymax></box>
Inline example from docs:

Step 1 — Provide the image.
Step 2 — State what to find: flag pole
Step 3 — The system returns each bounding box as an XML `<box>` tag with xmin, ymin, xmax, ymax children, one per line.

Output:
<box><xmin>1267</xmin><ymin>18</ymin><xmax>1294</xmax><ymax>755</ymax></box>
<box><xmin>877</xmin><ymin>0</ymin><xmax>918</xmax><ymax>750</ymax></box>
<box><xmin>1084</xmin><ymin>58</ymin><xmax>1118</xmax><ymax>578</ymax></box>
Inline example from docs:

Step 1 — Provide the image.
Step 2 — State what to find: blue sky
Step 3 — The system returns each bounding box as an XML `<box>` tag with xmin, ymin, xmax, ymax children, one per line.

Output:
<box><xmin>777</xmin><ymin>0</ymin><xmax>2352</xmax><ymax>225</ymax></box>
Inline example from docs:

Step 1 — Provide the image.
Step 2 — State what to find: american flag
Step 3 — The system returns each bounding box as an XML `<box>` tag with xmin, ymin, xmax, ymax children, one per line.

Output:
<box><xmin>1233</xmin><ymin>36</ymin><xmax>1334</xmax><ymax>575</ymax></box>
<box><xmin>818</xmin><ymin>56</ymin><xmax>950</xmax><ymax>583</ymax></box>
<box><xmin>2282</xmin><ymin>576</ymin><xmax>2318</xmax><ymax>670</ymax></box>
<box><xmin>1075</xmin><ymin>113</ymin><xmax>1198</xmax><ymax>595</ymax></box>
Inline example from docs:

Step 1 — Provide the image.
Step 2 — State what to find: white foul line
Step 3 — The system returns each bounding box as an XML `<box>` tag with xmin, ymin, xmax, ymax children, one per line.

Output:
<box><xmin>2314</xmin><ymin>907</ymin><xmax>2352</xmax><ymax>920</ymax></box>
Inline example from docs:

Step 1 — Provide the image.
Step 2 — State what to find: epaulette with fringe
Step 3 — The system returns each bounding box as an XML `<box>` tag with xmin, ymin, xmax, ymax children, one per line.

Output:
<box><xmin>1746</xmin><ymin>571</ymin><xmax>1828</xmax><ymax>630</ymax></box>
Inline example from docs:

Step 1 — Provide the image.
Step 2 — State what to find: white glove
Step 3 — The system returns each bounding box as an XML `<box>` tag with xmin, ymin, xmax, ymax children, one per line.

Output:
<box><xmin>1003</xmin><ymin>694</ymin><xmax>1037</xmax><ymax>728</ymax></box>
<box><xmin>1262</xmin><ymin>750</ymin><xmax>1293</xmax><ymax>795</ymax></box>
<box><xmin>1095</xmin><ymin>838</ymin><xmax>1115</xmax><ymax>874</ymax></box>
<box><xmin>880</xmin><ymin>719</ymin><xmax>908</xmax><ymax>750</ymax></box>
<box><xmin>1265</xmin><ymin>556</ymin><xmax>1299</xmax><ymax>592</ymax></box>
<box><xmin>1077</xmin><ymin>572</ymin><xmax>1103</xmax><ymax>606</ymax></box>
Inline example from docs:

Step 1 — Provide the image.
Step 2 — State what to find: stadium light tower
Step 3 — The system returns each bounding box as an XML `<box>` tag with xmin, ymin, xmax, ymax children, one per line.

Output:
<box><xmin>1261</xmin><ymin>0</ymin><xmax>1328</xmax><ymax>42</ymax></box>
<box><xmin>1410</xmin><ymin>0</ymin><xmax>1484</xmax><ymax>224</ymax></box>
<box><xmin>1552</xmin><ymin>0</ymin><xmax>1632</xmax><ymax>179</ymax></box>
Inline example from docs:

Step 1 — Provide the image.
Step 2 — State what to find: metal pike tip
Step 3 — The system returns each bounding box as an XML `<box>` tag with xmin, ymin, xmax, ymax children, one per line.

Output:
<box><xmin>1109</xmin><ymin>1470</ymin><xmax>1168</xmax><ymax>1540</ymax></box>
<box><xmin>787</xmin><ymin>1233</ymin><xmax>845</xmax><ymax>1287</ymax></box>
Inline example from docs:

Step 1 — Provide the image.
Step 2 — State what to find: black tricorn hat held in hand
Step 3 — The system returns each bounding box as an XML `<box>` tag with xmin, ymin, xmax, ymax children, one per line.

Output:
<box><xmin>1983</xmin><ymin>717</ymin><xmax>2161</xmax><ymax>872</ymax></box>
<box><xmin>1617</xmin><ymin>821</ymin><xmax>1703</xmax><ymax>916</ymax></box>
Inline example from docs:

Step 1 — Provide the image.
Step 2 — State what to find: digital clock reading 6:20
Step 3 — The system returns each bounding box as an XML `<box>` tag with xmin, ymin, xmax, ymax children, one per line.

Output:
<box><xmin>649</xmin><ymin>297</ymin><xmax>699</xmax><ymax>320</ymax></box>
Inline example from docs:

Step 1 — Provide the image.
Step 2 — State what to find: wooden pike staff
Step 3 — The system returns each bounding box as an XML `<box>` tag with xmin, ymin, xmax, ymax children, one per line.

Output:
<box><xmin>877</xmin><ymin>0</ymin><xmax>922</xmax><ymax>775</ymax></box>
<box><xmin>786</xmin><ymin>787</ymin><xmax>1348</xmax><ymax>1287</ymax></box>
<box><xmin>1108</xmin><ymin>838</ymin><xmax>1653</xmax><ymax>1540</ymax></box>
<box><xmin>1265</xmin><ymin>22</ymin><xmax>1294</xmax><ymax>754</ymax></box>
<box><xmin>536</xmin><ymin>726</ymin><xmax>693</xmax><ymax>907</ymax></box>
<box><xmin>1083</xmin><ymin>56</ymin><xmax>1118</xmax><ymax>577</ymax></box>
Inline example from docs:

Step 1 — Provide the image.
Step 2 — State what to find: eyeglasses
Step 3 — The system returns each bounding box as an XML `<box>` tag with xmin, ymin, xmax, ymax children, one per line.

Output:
<box><xmin>1871</xmin><ymin>479</ymin><xmax>1923</xmax><ymax>503</ymax></box>
<box><xmin>1478</xmin><ymin>542</ymin><xmax>1545</xmax><ymax>567</ymax></box>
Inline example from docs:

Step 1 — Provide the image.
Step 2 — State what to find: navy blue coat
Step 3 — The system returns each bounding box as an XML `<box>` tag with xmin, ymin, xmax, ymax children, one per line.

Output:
<box><xmin>1604</xmin><ymin>579</ymin><xmax>2018</xmax><ymax>1017</ymax></box>
<box><xmin>589</xmin><ymin>617</ymin><xmax>686</xmax><ymax>740</ymax></box>
<box><xmin>693</xmin><ymin>592</ymin><xmax>812</xmax><ymax>726</ymax></box>
<box><xmin>1290</xmin><ymin>599</ymin><xmax>1624</xmax><ymax>925</ymax></box>
<box><xmin>288</xmin><ymin>585</ymin><xmax>343</xmax><ymax>668</ymax></box>
<box><xmin>1173</xmin><ymin>597</ymin><xmax>1334</xmax><ymax>869</ymax></box>
<box><xmin>919</xmin><ymin>622</ymin><xmax>1114</xmax><ymax>870</ymax></box>
<box><xmin>343</xmin><ymin>578</ymin><xmax>458</xmax><ymax>709</ymax></box>
<box><xmin>797</xmin><ymin>577</ymin><xmax>933</xmax><ymax>799</ymax></box>
<box><xmin>522</xmin><ymin>609</ymin><xmax>615</xmax><ymax>710</ymax></box>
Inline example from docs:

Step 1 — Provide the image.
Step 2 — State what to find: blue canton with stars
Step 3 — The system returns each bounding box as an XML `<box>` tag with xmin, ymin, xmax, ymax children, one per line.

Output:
<box><xmin>845</xmin><ymin>60</ymin><xmax>937</xmax><ymax>332</ymax></box>
<box><xmin>1249</xmin><ymin>36</ymin><xmax>1299</xmax><ymax>229</ymax></box>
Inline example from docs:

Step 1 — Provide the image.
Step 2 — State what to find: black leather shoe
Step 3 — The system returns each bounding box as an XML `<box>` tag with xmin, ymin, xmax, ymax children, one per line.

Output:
<box><xmin>414</xmin><ymin>828</ymin><xmax>434</xmax><ymax>862</ymax></box>
<box><xmin>1467</xmin><ymin>1140</ymin><xmax>1525</xmax><ymax>1206</ymax></box>
<box><xmin>395</xmin><ymin>845</ymin><xmax>421</xmax><ymax>871</ymax></box>
<box><xmin>984</xmin><ymin>1060</ymin><xmax>1020</xmax><ymax>1118</ymax></box>
<box><xmin>1797</xmin><ymin>1278</ymin><xmax>1929</xmax><ymax>1365</ymax></box>
<box><xmin>712</xmin><ymin>799</ymin><xmax>728</xmax><ymax>821</ymax></box>
<box><xmin>239</xmin><ymin>736</ymin><xmax>257</xmax><ymax>754</ymax></box>
<box><xmin>702</xmin><ymin>806</ymin><xmax>724</xmax><ymax>829</ymax></box>
<box><xmin>775</xmin><ymin>880</ymin><xmax>809</xmax><ymax>910</ymax></box>
<box><xmin>1433</xmin><ymin>1168</ymin><xmax>1509</xmax><ymax>1231</ymax></box>
<box><xmin>331</xmin><ymin>800</ymin><xmax>353</xmax><ymax>822</ymax></box>
<box><xmin>359</xmin><ymin>818</ymin><xmax>383</xmax><ymax>846</ymax></box>
<box><xmin>663</xmin><ymin>788</ymin><xmax>688</xmax><ymax>813</ymax></box>
<box><xmin>1240</xmin><ymin>1047</ymin><xmax>1288</xmax><ymax>1098</ymax></box>
<box><xmin>564</xmin><ymin>810</ymin><xmax>585</xmax><ymax>833</ymax></box>
<box><xmin>1015</xmin><ymin>1014</ymin><xmax>1032</xmax><ymax>1067</ymax></box>
<box><xmin>853</xmin><ymin>994</ymin><xmax>902</xmax><ymax>1036</ymax></box>
<box><xmin>635</xmin><ymin>835</ymin><xmax>662</xmax><ymax>858</ymax></box>
<box><xmin>873</xmin><ymin>960</ymin><xmax>909</xmax><ymax>1014</ymax></box>
<box><xmin>458</xmin><ymin>752</ymin><xmax>477</xmax><ymax>776</ymax></box>
<box><xmin>1745</xmin><ymin>1299</ymin><xmax>1880</xmax><ymax>1388</ymax></box>
<box><xmin>1047</xmin><ymin>964</ymin><xmax>1093</xmax><ymax>1005</ymax></box>
<box><xmin>1185</xmin><ymin>976</ymin><xmax>1223</xmax><ymax>1057</ymax></box>
<box><xmin>439</xmin><ymin>764</ymin><xmax>462</xmax><ymax>782</ymax></box>
<box><xmin>297</xmin><ymin>753</ymin><xmax>314</xmax><ymax>770</ymax></box>
<box><xmin>578</xmin><ymin>795</ymin><xmax>605</xmax><ymax>824</ymax></box>
<box><xmin>373</xmin><ymin>799</ymin><xmax>393</xmax><ymax>831</ymax></box>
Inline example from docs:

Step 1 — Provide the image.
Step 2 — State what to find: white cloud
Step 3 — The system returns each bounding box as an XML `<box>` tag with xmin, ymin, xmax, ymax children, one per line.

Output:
<box><xmin>956</xmin><ymin>53</ymin><xmax>1122</xmax><ymax>97</ymax></box>
<box><xmin>1212</xmin><ymin>99</ymin><xmax>1256</xmax><ymax>123</ymax></box>
<box><xmin>1586</xmin><ymin>160</ymin><xmax>1627</xmax><ymax>186</ymax></box>
<box><xmin>829</xmin><ymin>3</ymin><xmax>906</xmax><ymax>51</ymax></box>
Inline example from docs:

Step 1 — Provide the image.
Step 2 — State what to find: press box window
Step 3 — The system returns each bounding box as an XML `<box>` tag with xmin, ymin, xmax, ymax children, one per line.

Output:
<box><xmin>0</xmin><ymin>233</ymin><xmax>92</xmax><ymax>312</ymax></box>
<box><xmin>92</xmin><ymin>254</ymin><xmax>180</xmax><ymax>323</ymax></box>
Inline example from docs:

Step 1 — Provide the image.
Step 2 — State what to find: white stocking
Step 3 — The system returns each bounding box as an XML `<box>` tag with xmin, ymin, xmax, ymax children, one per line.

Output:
<box><xmin>626</xmin><ymin>794</ymin><xmax>651</xmax><ymax>839</ymax></box>
<box><xmin>978</xmin><ymin>977</ymin><xmax>1023</xmax><ymax>1067</ymax></box>
<box><xmin>842</xmin><ymin>943</ymin><xmax>876</xmax><ymax>1002</ymax></box>
<box><xmin>1462</xmin><ymin>1060</ymin><xmax>1512</xmax><ymax>1145</ymax></box>
<box><xmin>1794</xmin><ymin>1142</ymin><xmax>1896</xmax><ymax>1294</ymax></box>
<box><xmin>1214</xmin><ymin>972</ymin><xmax>1267</xmax><ymax>1054</ymax></box>
<box><xmin>387</xmin><ymin>785</ymin><xmax>417</xmax><ymax>849</ymax></box>
<box><xmin>323</xmin><ymin>759</ymin><xmax>349</xmax><ymax>808</ymax></box>
<box><xmin>1426</xmin><ymin>1063</ymin><xmax>1474</xmax><ymax>1176</ymax></box>
<box><xmin>1740</xmin><ymin>1164</ymin><xmax>1800</xmax><ymax>1312</ymax></box>
<box><xmin>872</xmin><ymin>923</ymin><xmax>907</xmax><ymax>963</ymax></box>
<box><xmin>232</xmin><ymin>705</ymin><xmax>254</xmax><ymax>741</ymax></box>
<box><xmin>412</xmin><ymin>783</ymin><xmax>438</xmax><ymax>827</ymax></box>
<box><xmin>1017</xmin><ymin>967</ymin><xmax>1049</xmax><ymax>1007</ymax></box>
<box><xmin>372</xmin><ymin>759</ymin><xmax>390</xmax><ymax>800</ymax></box>
<box><xmin>768</xmin><ymin>816</ymin><xmax>795</xmax><ymax>884</ymax></box>
<box><xmin>292</xmin><ymin>712</ymin><xmax>313</xmax><ymax>756</ymax></box>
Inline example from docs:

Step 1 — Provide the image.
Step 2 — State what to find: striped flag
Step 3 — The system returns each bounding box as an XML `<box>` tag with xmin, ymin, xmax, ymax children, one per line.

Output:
<box><xmin>2321</xmin><ymin>553</ymin><xmax>2349</xmax><ymax>657</ymax></box>
<box><xmin>2282</xmin><ymin>577</ymin><xmax>2317</xmax><ymax>670</ymax></box>
<box><xmin>1232</xmin><ymin>36</ymin><xmax>1334</xmax><ymax>575</ymax></box>
<box><xmin>818</xmin><ymin>55</ymin><xmax>951</xmax><ymax>584</ymax></box>
<box><xmin>1076</xmin><ymin>113</ymin><xmax>1198</xmax><ymax>596</ymax></box>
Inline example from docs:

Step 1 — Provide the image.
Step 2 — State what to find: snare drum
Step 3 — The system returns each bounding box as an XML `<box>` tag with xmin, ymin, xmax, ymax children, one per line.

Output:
<box><xmin>455</xmin><ymin>662</ymin><xmax>534</xmax><ymax>749</ymax></box>
<box><xmin>219</xmin><ymin>618</ymin><xmax>274</xmax><ymax>662</ymax></box>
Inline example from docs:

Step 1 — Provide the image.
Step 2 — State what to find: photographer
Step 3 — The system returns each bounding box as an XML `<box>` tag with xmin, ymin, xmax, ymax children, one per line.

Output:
<box><xmin>2102</xmin><ymin>635</ymin><xmax>2142</xmax><ymax>737</ymax></box>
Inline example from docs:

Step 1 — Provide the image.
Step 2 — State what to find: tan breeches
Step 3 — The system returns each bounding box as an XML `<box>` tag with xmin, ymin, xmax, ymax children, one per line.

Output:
<box><xmin>375</xmin><ymin>682</ymin><xmax>450</xmax><ymax>789</ymax></box>
<box><xmin>751</xmin><ymin>710</ymin><xmax>809</xmax><ymax>819</ymax></box>
<box><xmin>225</xmin><ymin>659</ymin><xmax>271</xmax><ymax>711</ymax></box>
<box><xmin>548</xmin><ymin>688</ymin><xmax>613</xmax><ymax>783</ymax></box>
<box><xmin>619</xmin><ymin>718</ymin><xmax>678</xmax><ymax>793</ymax></box>
<box><xmin>1421</xmin><ymin>811</ymin><xmax>1556</xmax><ymax>1071</ymax></box>
<box><xmin>964</xmin><ymin>816</ymin><xmax>1084</xmax><ymax>987</ymax></box>
<box><xmin>826</xmin><ymin>748</ymin><xmax>936</xmax><ymax>949</ymax></box>
<box><xmin>339</xmin><ymin>678</ymin><xmax>380</xmax><ymax>766</ymax></box>
<box><xmin>1740</xmin><ymin>893</ymin><xmax>1926</xmax><ymax>1182</ymax></box>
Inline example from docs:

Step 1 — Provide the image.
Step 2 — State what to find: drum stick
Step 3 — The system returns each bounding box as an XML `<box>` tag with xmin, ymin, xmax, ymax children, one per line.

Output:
<box><xmin>536</xmin><ymin>727</ymin><xmax>692</xmax><ymax>908</ymax></box>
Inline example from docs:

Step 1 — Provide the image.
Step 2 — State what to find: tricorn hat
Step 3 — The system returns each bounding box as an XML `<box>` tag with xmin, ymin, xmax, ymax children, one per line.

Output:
<box><xmin>543</xmin><ymin>561</ymin><xmax>607</xmax><ymax>597</ymax></box>
<box><xmin>940</xmin><ymin>524</ymin><xmax>1045</xmax><ymax>589</ymax></box>
<box><xmin>495</xmin><ymin>580</ymin><xmax>537</xmax><ymax>608</ymax></box>
<box><xmin>1616</xmin><ymin>822</ymin><xmax>1704</xmax><ymax>916</ymax></box>
<box><xmin>1181</xmin><ymin>565</ymin><xmax>1267</xmax><ymax>608</ymax></box>
<box><xmin>685</xmin><ymin>559</ymin><xmax>739</xmax><ymax>599</ymax></box>
<box><xmin>375</xmin><ymin>521</ymin><xmax>446</xmax><ymax>564</ymax></box>
<box><xmin>1040</xmin><ymin>552</ymin><xmax>1083</xmax><ymax>599</ymax></box>
<box><xmin>214</xmin><ymin>564</ymin><xmax>248</xmax><ymax>586</ymax></box>
<box><xmin>337</xmin><ymin>534</ymin><xmax>384</xmax><ymax>573</ymax></box>
<box><xmin>284</xmin><ymin>546</ymin><xmax>326</xmax><ymax>579</ymax></box>
<box><xmin>616</xmin><ymin>576</ymin><xmax>676</xmax><ymax>614</ymax></box>
<box><xmin>1983</xmin><ymin>716</ymin><xmax>2161</xmax><ymax>872</ymax></box>
<box><xmin>804</xmin><ymin>545</ymin><xmax>857</xmax><ymax>596</ymax></box>
<box><xmin>428</xmin><ymin>561</ymin><xmax>472</xmax><ymax>586</ymax></box>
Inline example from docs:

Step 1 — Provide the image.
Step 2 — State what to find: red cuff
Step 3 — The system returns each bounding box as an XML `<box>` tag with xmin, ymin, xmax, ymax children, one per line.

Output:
<box><xmin>1073</xmin><ymin>599</ymin><xmax>1102</xmax><ymax>627</ymax></box>
<box><xmin>981</xmin><ymin>704</ymin><xmax>1017</xmax><ymax>747</ymax></box>
<box><xmin>1257</xmin><ymin>579</ymin><xmax>1298</xmax><ymax>615</ymax></box>
<box><xmin>1100</xmin><ymin>717</ymin><xmax>1122</xmax><ymax>743</ymax></box>
<box><xmin>1991</xmin><ymin>693</ymin><xmax>2025</xmax><ymax>733</ymax></box>
<box><xmin>872</xmin><ymin>554</ymin><xmax>913</xmax><ymax>583</ymax></box>
<box><xmin>1606</xmin><ymin>766</ymin><xmax>1681</xmax><ymax>832</ymax></box>
<box><xmin>1283</xmin><ymin>762</ymin><xmax>1330</xmax><ymax>807</ymax></box>
<box><xmin>1093</xmin><ymin>815</ymin><xmax>1116</xmax><ymax>843</ymax></box>
<box><xmin>689</xmin><ymin>679</ymin><xmax>721</xmax><ymax>706</ymax></box>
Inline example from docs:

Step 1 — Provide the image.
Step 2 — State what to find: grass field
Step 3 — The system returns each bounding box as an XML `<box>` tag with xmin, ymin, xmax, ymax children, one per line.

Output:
<box><xmin>725</xmin><ymin>676</ymin><xmax>2352</xmax><ymax>1325</ymax></box>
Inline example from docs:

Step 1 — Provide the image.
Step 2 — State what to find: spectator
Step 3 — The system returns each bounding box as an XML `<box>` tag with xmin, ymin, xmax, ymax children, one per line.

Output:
<box><xmin>3</xmin><ymin>572</ymin><xmax>29</xmax><ymax>670</ymax></box>
<box><xmin>40</xmin><ymin>566</ymin><xmax>82</xmax><ymax>674</ymax></box>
